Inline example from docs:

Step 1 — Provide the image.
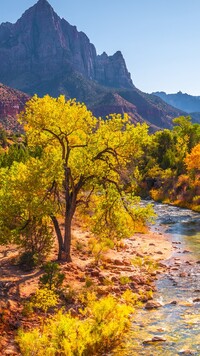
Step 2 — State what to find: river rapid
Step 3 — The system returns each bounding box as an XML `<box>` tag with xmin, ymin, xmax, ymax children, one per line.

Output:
<box><xmin>117</xmin><ymin>202</ymin><xmax>200</xmax><ymax>355</ymax></box>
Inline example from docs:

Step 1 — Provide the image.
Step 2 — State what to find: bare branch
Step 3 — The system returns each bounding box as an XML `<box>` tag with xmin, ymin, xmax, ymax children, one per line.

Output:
<box><xmin>43</xmin><ymin>128</ymin><xmax>66</xmax><ymax>159</ymax></box>
<box><xmin>93</xmin><ymin>147</ymin><xmax>118</xmax><ymax>161</ymax></box>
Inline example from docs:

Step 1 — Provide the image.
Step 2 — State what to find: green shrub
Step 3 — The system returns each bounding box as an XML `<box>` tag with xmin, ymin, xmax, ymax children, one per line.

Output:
<box><xmin>39</xmin><ymin>262</ymin><xmax>65</xmax><ymax>291</ymax></box>
<box><xmin>131</xmin><ymin>256</ymin><xmax>158</xmax><ymax>273</ymax></box>
<box><xmin>119</xmin><ymin>276</ymin><xmax>131</xmax><ymax>285</ymax></box>
<box><xmin>62</xmin><ymin>286</ymin><xmax>76</xmax><ymax>304</ymax></box>
<box><xmin>18</xmin><ymin>251</ymin><xmax>39</xmax><ymax>271</ymax></box>
<box><xmin>85</xmin><ymin>276</ymin><xmax>93</xmax><ymax>288</ymax></box>
<box><xmin>20</xmin><ymin>218</ymin><xmax>54</xmax><ymax>268</ymax></box>
<box><xmin>22</xmin><ymin>301</ymin><xmax>34</xmax><ymax>317</ymax></box>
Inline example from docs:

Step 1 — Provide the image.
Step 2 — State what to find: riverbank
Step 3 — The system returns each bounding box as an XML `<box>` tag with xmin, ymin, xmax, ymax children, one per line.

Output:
<box><xmin>0</xmin><ymin>220</ymin><xmax>174</xmax><ymax>354</ymax></box>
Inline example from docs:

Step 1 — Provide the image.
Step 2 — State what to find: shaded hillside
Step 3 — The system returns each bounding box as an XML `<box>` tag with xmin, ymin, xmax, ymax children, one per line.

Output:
<box><xmin>91</xmin><ymin>92</ymin><xmax>159</xmax><ymax>131</ymax></box>
<box><xmin>118</xmin><ymin>89</ymin><xmax>185</xmax><ymax>129</ymax></box>
<box><xmin>189</xmin><ymin>112</ymin><xmax>200</xmax><ymax>123</ymax></box>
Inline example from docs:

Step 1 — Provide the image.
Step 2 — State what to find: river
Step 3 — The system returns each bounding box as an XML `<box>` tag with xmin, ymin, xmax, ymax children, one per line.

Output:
<box><xmin>116</xmin><ymin>202</ymin><xmax>200</xmax><ymax>355</ymax></box>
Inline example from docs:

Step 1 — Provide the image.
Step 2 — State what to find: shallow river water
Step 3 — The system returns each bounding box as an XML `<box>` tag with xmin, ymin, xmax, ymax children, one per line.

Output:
<box><xmin>116</xmin><ymin>203</ymin><xmax>200</xmax><ymax>355</ymax></box>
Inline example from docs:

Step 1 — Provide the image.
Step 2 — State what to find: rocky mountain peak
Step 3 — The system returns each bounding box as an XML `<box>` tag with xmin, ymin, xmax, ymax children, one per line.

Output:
<box><xmin>113</xmin><ymin>50</ymin><xmax>123</xmax><ymax>58</ymax></box>
<box><xmin>95</xmin><ymin>50</ymin><xmax>133</xmax><ymax>89</ymax></box>
<box><xmin>17</xmin><ymin>0</ymin><xmax>60</xmax><ymax>32</ymax></box>
<box><xmin>26</xmin><ymin>0</ymin><xmax>54</xmax><ymax>14</ymax></box>
<box><xmin>37</xmin><ymin>0</ymin><xmax>51</xmax><ymax>5</ymax></box>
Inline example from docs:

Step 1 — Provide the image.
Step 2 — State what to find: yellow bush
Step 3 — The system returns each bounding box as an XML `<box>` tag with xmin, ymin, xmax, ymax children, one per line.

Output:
<box><xmin>88</xmin><ymin>237</ymin><xmax>114</xmax><ymax>265</ymax></box>
<box><xmin>17</xmin><ymin>295</ymin><xmax>133</xmax><ymax>355</ymax></box>
<box><xmin>31</xmin><ymin>287</ymin><xmax>58</xmax><ymax>313</ymax></box>
<box><xmin>150</xmin><ymin>188</ymin><xmax>164</xmax><ymax>201</ymax></box>
<box><xmin>121</xmin><ymin>289</ymin><xmax>139</xmax><ymax>306</ymax></box>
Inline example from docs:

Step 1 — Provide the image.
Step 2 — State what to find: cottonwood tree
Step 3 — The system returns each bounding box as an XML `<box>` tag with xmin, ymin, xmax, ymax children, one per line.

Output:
<box><xmin>185</xmin><ymin>143</ymin><xmax>200</xmax><ymax>172</ymax></box>
<box><xmin>0</xmin><ymin>95</ymin><xmax>154</xmax><ymax>262</ymax></box>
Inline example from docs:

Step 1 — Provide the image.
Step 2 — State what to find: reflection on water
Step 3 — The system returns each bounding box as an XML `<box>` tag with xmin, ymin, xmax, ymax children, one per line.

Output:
<box><xmin>115</xmin><ymin>202</ymin><xmax>200</xmax><ymax>355</ymax></box>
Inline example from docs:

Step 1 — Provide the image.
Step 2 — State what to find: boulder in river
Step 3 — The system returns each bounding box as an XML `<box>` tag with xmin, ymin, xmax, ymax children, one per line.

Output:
<box><xmin>145</xmin><ymin>300</ymin><xmax>162</xmax><ymax>309</ymax></box>
<box><xmin>143</xmin><ymin>335</ymin><xmax>167</xmax><ymax>344</ymax></box>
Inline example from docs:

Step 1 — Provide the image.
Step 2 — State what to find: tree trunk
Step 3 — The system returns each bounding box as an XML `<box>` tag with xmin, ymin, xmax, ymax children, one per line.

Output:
<box><xmin>51</xmin><ymin>216</ymin><xmax>64</xmax><ymax>260</ymax></box>
<box><xmin>63</xmin><ymin>212</ymin><xmax>73</xmax><ymax>262</ymax></box>
<box><xmin>62</xmin><ymin>165</ymin><xmax>79</xmax><ymax>262</ymax></box>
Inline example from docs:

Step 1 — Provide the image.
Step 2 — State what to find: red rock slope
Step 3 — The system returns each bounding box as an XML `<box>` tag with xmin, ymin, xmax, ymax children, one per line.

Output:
<box><xmin>0</xmin><ymin>83</ymin><xmax>30</xmax><ymax>131</ymax></box>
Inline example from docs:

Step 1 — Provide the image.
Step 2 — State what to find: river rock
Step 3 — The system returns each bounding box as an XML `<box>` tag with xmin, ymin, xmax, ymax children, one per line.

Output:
<box><xmin>159</xmin><ymin>262</ymin><xmax>167</xmax><ymax>268</ymax></box>
<box><xmin>90</xmin><ymin>270</ymin><xmax>100</xmax><ymax>277</ymax></box>
<box><xmin>136</xmin><ymin>252</ymin><xmax>144</xmax><ymax>258</ymax></box>
<box><xmin>145</xmin><ymin>285</ymin><xmax>154</xmax><ymax>291</ymax></box>
<box><xmin>193</xmin><ymin>298</ymin><xmax>200</xmax><ymax>302</ymax></box>
<box><xmin>7</xmin><ymin>299</ymin><xmax>19</xmax><ymax>312</ymax></box>
<box><xmin>4</xmin><ymin>346</ymin><xmax>18</xmax><ymax>355</ymax></box>
<box><xmin>179</xmin><ymin>272</ymin><xmax>187</xmax><ymax>277</ymax></box>
<box><xmin>114</xmin><ymin>259</ymin><xmax>124</xmax><ymax>266</ymax></box>
<box><xmin>143</xmin><ymin>335</ymin><xmax>167</xmax><ymax>344</ymax></box>
<box><xmin>79</xmin><ymin>277</ymin><xmax>85</xmax><ymax>282</ymax></box>
<box><xmin>169</xmin><ymin>300</ymin><xmax>178</xmax><ymax>305</ymax></box>
<box><xmin>122</xmin><ymin>259</ymin><xmax>131</xmax><ymax>266</ymax></box>
<box><xmin>111</xmin><ymin>276</ymin><xmax>118</xmax><ymax>282</ymax></box>
<box><xmin>145</xmin><ymin>301</ymin><xmax>162</xmax><ymax>309</ymax></box>
<box><xmin>152</xmin><ymin>336</ymin><xmax>167</xmax><ymax>342</ymax></box>
<box><xmin>157</xmin><ymin>328</ymin><xmax>166</xmax><ymax>332</ymax></box>
<box><xmin>178</xmin><ymin>350</ymin><xmax>196</xmax><ymax>355</ymax></box>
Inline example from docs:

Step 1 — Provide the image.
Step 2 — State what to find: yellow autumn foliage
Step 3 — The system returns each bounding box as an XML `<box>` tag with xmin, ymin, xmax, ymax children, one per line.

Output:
<box><xmin>17</xmin><ymin>295</ymin><xmax>133</xmax><ymax>356</ymax></box>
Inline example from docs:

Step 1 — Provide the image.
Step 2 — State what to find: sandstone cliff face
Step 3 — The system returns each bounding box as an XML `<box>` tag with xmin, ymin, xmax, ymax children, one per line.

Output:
<box><xmin>0</xmin><ymin>84</ymin><xmax>29</xmax><ymax>131</ymax></box>
<box><xmin>95</xmin><ymin>51</ymin><xmax>133</xmax><ymax>89</ymax></box>
<box><xmin>0</xmin><ymin>0</ymin><xmax>132</xmax><ymax>95</ymax></box>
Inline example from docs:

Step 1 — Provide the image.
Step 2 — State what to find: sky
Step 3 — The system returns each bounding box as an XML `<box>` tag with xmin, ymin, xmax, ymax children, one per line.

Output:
<box><xmin>1</xmin><ymin>0</ymin><xmax>200</xmax><ymax>95</ymax></box>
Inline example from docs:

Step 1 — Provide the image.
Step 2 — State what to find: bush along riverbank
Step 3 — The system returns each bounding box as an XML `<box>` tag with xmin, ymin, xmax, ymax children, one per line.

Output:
<box><xmin>149</xmin><ymin>171</ymin><xmax>200</xmax><ymax>213</ymax></box>
<box><xmin>143</xmin><ymin>118</ymin><xmax>200</xmax><ymax>213</ymax></box>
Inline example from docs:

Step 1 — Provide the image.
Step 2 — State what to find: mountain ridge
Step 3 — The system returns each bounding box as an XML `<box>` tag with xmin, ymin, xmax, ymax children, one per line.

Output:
<box><xmin>153</xmin><ymin>91</ymin><xmax>200</xmax><ymax>113</ymax></box>
<box><xmin>153</xmin><ymin>91</ymin><xmax>200</xmax><ymax>123</ymax></box>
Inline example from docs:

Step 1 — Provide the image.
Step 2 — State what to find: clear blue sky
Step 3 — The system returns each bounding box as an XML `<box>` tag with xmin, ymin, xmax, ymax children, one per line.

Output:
<box><xmin>1</xmin><ymin>0</ymin><xmax>200</xmax><ymax>95</ymax></box>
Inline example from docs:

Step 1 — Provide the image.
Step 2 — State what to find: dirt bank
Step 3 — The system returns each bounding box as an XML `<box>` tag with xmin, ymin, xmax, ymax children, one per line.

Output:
<box><xmin>0</xmin><ymin>222</ymin><xmax>173</xmax><ymax>354</ymax></box>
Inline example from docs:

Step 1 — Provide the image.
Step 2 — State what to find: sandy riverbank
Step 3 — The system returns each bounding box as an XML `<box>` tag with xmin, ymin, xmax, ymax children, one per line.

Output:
<box><xmin>0</xmin><ymin>223</ymin><xmax>174</xmax><ymax>302</ymax></box>
<box><xmin>0</xmin><ymin>223</ymin><xmax>174</xmax><ymax>354</ymax></box>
